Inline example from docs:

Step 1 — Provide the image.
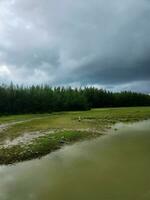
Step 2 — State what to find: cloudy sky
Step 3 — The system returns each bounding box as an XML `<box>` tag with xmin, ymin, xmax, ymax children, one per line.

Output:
<box><xmin>0</xmin><ymin>0</ymin><xmax>150</xmax><ymax>92</ymax></box>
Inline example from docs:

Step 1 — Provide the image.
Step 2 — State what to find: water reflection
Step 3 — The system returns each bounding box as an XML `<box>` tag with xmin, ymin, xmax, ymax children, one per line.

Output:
<box><xmin>0</xmin><ymin>120</ymin><xmax>150</xmax><ymax>200</ymax></box>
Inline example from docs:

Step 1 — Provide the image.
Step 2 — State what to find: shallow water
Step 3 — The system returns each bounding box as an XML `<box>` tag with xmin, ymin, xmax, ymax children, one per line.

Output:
<box><xmin>0</xmin><ymin>120</ymin><xmax>150</xmax><ymax>200</ymax></box>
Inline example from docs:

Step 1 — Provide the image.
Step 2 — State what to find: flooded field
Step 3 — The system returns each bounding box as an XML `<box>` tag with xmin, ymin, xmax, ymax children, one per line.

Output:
<box><xmin>0</xmin><ymin>119</ymin><xmax>150</xmax><ymax>200</ymax></box>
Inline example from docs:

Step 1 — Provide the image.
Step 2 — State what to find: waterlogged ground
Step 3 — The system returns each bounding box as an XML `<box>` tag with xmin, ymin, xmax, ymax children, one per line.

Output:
<box><xmin>0</xmin><ymin>119</ymin><xmax>150</xmax><ymax>200</ymax></box>
<box><xmin>0</xmin><ymin>107</ymin><xmax>150</xmax><ymax>164</ymax></box>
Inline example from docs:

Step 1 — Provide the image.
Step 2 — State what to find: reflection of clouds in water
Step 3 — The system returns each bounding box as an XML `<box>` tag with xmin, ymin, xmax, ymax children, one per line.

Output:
<box><xmin>113</xmin><ymin>119</ymin><xmax>150</xmax><ymax>134</ymax></box>
<box><xmin>0</xmin><ymin>176</ymin><xmax>15</xmax><ymax>200</ymax></box>
<box><xmin>0</xmin><ymin>193</ymin><xmax>7</xmax><ymax>200</ymax></box>
<box><xmin>0</xmin><ymin>120</ymin><xmax>150</xmax><ymax>199</ymax></box>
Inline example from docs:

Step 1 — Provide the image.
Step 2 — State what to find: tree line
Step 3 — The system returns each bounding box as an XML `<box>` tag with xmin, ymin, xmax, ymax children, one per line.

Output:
<box><xmin>0</xmin><ymin>83</ymin><xmax>149</xmax><ymax>115</ymax></box>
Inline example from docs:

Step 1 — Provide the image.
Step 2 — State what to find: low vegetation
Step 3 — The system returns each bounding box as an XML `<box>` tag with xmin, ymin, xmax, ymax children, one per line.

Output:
<box><xmin>0</xmin><ymin>107</ymin><xmax>150</xmax><ymax>165</ymax></box>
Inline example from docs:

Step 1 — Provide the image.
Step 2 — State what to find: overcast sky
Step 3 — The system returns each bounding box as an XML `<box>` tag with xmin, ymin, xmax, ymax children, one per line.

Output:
<box><xmin>0</xmin><ymin>0</ymin><xmax>150</xmax><ymax>93</ymax></box>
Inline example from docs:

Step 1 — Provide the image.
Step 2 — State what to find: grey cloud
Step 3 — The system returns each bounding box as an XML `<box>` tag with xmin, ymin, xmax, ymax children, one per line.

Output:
<box><xmin>0</xmin><ymin>0</ymin><xmax>149</xmax><ymax>92</ymax></box>
<box><xmin>69</xmin><ymin>57</ymin><xmax>150</xmax><ymax>85</ymax></box>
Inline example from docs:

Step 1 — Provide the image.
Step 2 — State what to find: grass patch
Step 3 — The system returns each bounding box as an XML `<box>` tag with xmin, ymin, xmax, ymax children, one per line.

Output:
<box><xmin>0</xmin><ymin>130</ymin><xmax>99</xmax><ymax>165</ymax></box>
<box><xmin>0</xmin><ymin>107</ymin><xmax>150</xmax><ymax>164</ymax></box>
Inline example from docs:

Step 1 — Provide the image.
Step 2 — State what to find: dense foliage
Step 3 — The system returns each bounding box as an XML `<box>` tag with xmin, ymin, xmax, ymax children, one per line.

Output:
<box><xmin>0</xmin><ymin>84</ymin><xmax>149</xmax><ymax>115</ymax></box>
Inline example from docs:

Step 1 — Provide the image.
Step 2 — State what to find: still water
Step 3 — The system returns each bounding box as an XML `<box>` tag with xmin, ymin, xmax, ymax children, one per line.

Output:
<box><xmin>0</xmin><ymin>120</ymin><xmax>150</xmax><ymax>200</ymax></box>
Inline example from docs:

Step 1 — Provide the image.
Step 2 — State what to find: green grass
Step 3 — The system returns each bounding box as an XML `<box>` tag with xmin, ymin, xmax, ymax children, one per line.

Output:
<box><xmin>0</xmin><ymin>114</ymin><xmax>51</xmax><ymax>125</ymax></box>
<box><xmin>0</xmin><ymin>107</ymin><xmax>150</xmax><ymax>164</ymax></box>
<box><xmin>0</xmin><ymin>130</ymin><xmax>99</xmax><ymax>164</ymax></box>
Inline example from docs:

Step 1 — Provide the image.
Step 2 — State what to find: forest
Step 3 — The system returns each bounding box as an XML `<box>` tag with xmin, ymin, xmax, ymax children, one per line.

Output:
<box><xmin>0</xmin><ymin>83</ymin><xmax>149</xmax><ymax>115</ymax></box>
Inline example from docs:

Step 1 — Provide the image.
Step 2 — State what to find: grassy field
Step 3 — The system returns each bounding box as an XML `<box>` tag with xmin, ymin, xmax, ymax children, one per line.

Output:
<box><xmin>0</xmin><ymin>107</ymin><xmax>150</xmax><ymax>165</ymax></box>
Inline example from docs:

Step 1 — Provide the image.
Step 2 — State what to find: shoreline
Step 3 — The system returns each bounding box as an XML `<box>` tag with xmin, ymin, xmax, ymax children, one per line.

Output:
<box><xmin>0</xmin><ymin>129</ymin><xmax>104</xmax><ymax>165</ymax></box>
<box><xmin>0</xmin><ymin>107</ymin><xmax>150</xmax><ymax>165</ymax></box>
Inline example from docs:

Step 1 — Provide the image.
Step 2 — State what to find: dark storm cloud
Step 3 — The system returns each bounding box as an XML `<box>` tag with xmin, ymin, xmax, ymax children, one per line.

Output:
<box><xmin>70</xmin><ymin>57</ymin><xmax>150</xmax><ymax>85</ymax></box>
<box><xmin>0</xmin><ymin>0</ymin><xmax>149</xmax><ymax>92</ymax></box>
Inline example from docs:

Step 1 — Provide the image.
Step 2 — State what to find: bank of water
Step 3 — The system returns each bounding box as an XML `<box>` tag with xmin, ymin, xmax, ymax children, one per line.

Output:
<box><xmin>0</xmin><ymin>119</ymin><xmax>150</xmax><ymax>200</ymax></box>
